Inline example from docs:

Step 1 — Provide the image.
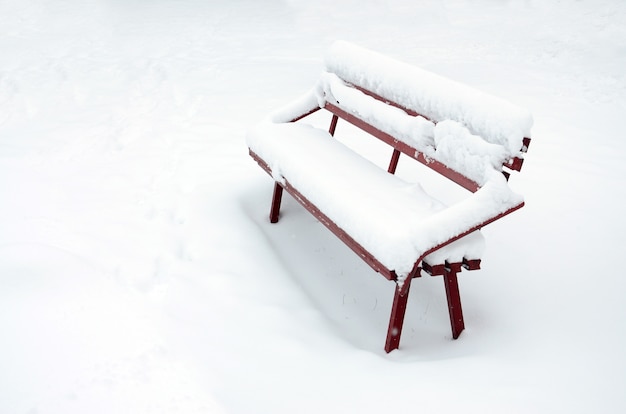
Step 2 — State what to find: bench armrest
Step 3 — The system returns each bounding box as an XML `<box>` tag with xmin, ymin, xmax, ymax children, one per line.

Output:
<box><xmin>419</xmin><ymin>173</ymin><xmax>524</xmax><ymax>268</ymax></box>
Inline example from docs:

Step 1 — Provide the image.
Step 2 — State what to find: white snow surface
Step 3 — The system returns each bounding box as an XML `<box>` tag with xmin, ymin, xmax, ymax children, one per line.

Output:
<box><xmin>2</xmin><ymin>1</ymin><xmax>626</xmax><ymax>413</ymax></box>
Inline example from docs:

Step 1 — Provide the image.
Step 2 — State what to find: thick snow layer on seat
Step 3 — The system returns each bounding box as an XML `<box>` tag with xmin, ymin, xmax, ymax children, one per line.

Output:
<box><xmin>324</xmin><ymin>41</ymin><xmax>533</xmax><ymax>155</ymax></box>
<box><xmin>247</xmin><ymin>122</ymin><xmax>523</xmax><ymax>280</ymax></box>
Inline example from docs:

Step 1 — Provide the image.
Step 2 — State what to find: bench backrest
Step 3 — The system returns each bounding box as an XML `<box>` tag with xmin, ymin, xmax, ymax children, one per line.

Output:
<box><xmin>275</xmin><ymin>41</ymin><xmax>532</xmax><ymax>192</ymax></box>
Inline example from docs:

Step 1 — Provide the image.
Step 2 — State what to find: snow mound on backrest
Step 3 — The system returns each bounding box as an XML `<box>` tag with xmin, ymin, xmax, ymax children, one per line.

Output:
<box><xmin>324</xmin><ymin>40</ymin><xmax>533</xmax><ymax>155</ymax></box>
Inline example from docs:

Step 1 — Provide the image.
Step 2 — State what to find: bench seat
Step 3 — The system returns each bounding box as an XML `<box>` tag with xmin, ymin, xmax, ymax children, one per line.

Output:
<box><xmin>248</xmin><ymin>121</ymin><xmax>521</xmax><ymax>280</ymax></box>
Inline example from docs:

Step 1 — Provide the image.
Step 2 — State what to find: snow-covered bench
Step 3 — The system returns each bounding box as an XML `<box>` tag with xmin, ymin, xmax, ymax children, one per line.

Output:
<box><xmin>247</xmin><ymin>41</ymin><xmax>532</xmax><ymax>352</ymax></box>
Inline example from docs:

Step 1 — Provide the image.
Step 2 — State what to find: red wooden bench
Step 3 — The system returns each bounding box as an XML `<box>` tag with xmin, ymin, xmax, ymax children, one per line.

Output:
<box><xmin>247</xmin><ymin>41</ymin><xmax>532</xmax><ymax>352</ymax></box>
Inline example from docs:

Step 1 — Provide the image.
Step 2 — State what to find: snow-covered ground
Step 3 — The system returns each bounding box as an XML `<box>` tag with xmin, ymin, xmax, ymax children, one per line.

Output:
<box><xmin>1</xmin><ymin>0</ymin><xmax>625</xmax><ymax>412</ymax></box>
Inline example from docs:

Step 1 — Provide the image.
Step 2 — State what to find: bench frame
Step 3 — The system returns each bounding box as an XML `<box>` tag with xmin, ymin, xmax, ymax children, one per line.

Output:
<box><xmin>249</xmin><ymin>75</ymin><xmax>529</xmax><ymax>353</ymax></box>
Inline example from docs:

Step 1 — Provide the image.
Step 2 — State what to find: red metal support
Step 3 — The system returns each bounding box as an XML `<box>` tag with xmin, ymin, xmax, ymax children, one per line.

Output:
<box><xmin>388</xmin><ymin>149</ymin><xmax>401</xmax><ymax>174</ymax></box>
<box><xmin>385</xmin><ymin>276</ymin><xmax>413</xmax><ymax>353</ymax></box>
<box><xmin>328</xmin><ymin>114</ymin><xmax>339</xmax><ymax>136</ymax></box>
<box><xmin>269</xmin><ymin>183</ymin><xmax>283</xmax><ymax>223</ymax></box>
<box><xmin>443</xmin><ymin>265</ymin><xmax>465</xmax><ymax>339</ymax></box>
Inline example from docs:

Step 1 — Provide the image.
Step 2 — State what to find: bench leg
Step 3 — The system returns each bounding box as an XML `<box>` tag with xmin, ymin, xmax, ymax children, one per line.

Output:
<box><xmin>269</xmin><ymin>182</ymin><xmax>283</xmax><ymax>223</ymax></box>
<box><xmin>388</xmin><ymin>149</ymin><xmax>401</xmax><ymax>174</ymax></box>
<box><xmin>443</xmin><ymin>267</ymin><xmax>465</xmax><ymax>339</ymax></box>
<box><xmin>384</xmin><ymin>277</ymin><xmax>412</xmax><ymax>353</ymax></box>
<box><xmin>329</xmin><ymin>114</ymin><xmax>339</xmax><ymax>136</ymax></box>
